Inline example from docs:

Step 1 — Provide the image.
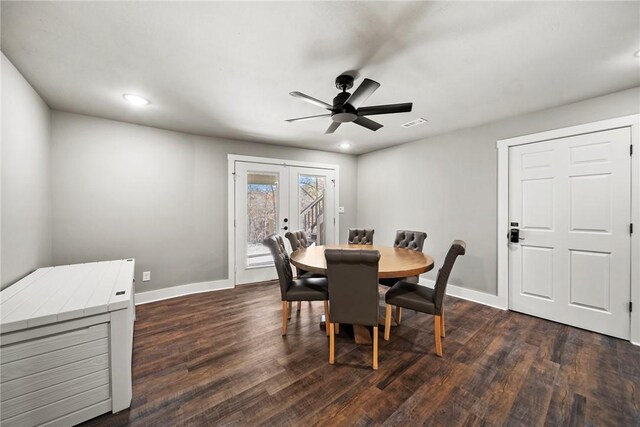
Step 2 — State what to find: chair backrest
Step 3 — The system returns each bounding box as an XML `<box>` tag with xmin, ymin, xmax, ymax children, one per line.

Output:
<box><xmin>325</xmin><ymin>249</ymin><xmax>380</xmax><ymax>326</ymax></box>
<box><xmin>433</xmin><ymin>240</ymin><xmax>466</xmax><ymax>312</ymax></box>
<box><xmin>262</xmin><ymin>234</ymin><xmax>293</xmax><ymax>300</ymax></box>
<box><xmin>285</xmin><ymin>230</ymin><xmax>310</xmax><ymax>251</ymax></box>
<box><xmin>348</xmin><ymin>228</ymin><xmax>375</xmax><ymax>245</ymax></box>
<box><xmin>393</xmin><ymin>230</ymin><xmax>427</xmax><ymax>252</ymax></box>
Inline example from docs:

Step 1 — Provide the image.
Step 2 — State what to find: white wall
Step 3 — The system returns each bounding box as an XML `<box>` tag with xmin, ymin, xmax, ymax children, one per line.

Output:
<box><xmin>357</xmin><ymin>87</ymin><xmax>640</xmax><ymax>295</ymax></box>
<box><xmin>51</xmin><ymin>111</ymin><xmax>358</xmax><ymax>293</ymax></box>
<box><xmin>1</xmin><ymin>53</ymin><xmax>52</xmax><ymax>289</ymax></box>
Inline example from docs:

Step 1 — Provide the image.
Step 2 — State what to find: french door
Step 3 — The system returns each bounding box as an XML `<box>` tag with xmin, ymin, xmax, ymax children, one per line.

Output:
<box><xmin>234</xmin><ymin>161</ymin><xmax>336</xmax><ymax>285</ymax></box>
<box><xmin>508</xmin><ymin>127</ymin><xmax>631</xmax><ymax>339</ymax></box>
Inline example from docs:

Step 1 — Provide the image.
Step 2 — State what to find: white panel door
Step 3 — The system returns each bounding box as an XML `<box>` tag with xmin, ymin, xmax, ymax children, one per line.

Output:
<box><xmin>508</xmin><ymin>128</ymin><xmax>631</xmax><ymax>339</ymax></box>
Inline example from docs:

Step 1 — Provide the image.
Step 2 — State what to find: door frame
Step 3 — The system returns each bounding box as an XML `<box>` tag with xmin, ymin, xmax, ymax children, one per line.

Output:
<box><xmin>227</xmin><ymin>154</ymin><xmax>340</xmax><ymax>287</ymax></box>
<box><xmin>496</xmin><ymin>114</ymin><xmax>640</xmax><ymax>345</ymax></box>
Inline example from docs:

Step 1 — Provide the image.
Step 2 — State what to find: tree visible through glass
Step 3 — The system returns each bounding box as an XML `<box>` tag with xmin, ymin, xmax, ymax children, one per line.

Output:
<box><xmin>247</xmin><ymin>173</ymin><xmax>278</xmax><ymax>265</ymax></box>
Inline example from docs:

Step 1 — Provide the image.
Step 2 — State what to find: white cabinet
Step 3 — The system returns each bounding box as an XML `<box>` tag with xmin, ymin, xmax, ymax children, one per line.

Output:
<box><xmin>0</xmin><ymin>259</ymin><xmax>135</xmax><ymax>426</ymax></box>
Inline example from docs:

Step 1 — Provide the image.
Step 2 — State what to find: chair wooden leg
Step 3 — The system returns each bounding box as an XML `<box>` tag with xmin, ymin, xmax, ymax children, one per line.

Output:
<box><xmin>434</xmin><ymin>315</ymin><xmax>442</xmax><ymax>357</ymax></box>
<box><xmin>373</xmin><ymin>326</ymin><xmax>379</xmax><ymax>370</ymax></box>
<box><xmin>282</xmin><ymin>301</ymin><xmax>288</xmax><ymax>336</ymax></box>
<box><xmin>335</xmin><ymin>323</ymin><xmax>340</xmax><ymax>334</ymax></box>
<box><xmin>384</xmin><ymin>304</ymin><xmax>392</xmax><ymax>341</ymax></box>
<box><xmin>297</xmin><ymin>301</ymin><xmax>302</xmax><ymax>311</ymax></box>
<box><xmin>329</xmin><ymin>323</ymin><xmax>335</xmax><ymax>364</ymax></box>
<box><xmin>396</xmin><ymin>306</ymin><xmax>402</xmax><ymax>325</ymax></box>
<box><xmin>440</xmin><ymin>306</ymin><xmax>446</xmax><ymax>337</ymax></box>
<box><xmin>287</xmin><ymin>301</ymin><xmax>292</xmax><ymax>319</ymax></box>
<box><xmin>323</xmin><ymin>300</ymin><xmax>330</xmax><ymax>337</ymax></box>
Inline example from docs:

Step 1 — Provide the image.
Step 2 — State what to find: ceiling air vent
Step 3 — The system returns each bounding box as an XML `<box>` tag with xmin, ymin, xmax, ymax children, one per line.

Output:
<box><xmin>401</xmin><ymin>118</ymin><xmax>428</xmax><ymax>128</ymax></box>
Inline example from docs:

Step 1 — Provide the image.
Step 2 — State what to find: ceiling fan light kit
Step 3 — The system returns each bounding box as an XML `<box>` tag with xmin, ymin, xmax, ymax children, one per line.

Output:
<box><xmin>287</xmin><ymin>74</ymin><xmax>413</xmax><ymax>134</ymax></box>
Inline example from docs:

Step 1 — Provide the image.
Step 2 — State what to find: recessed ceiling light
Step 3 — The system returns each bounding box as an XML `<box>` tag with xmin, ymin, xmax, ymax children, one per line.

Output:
<box><xmin>635</xmin><ymin>50</ymin><xmax>640</xmax><ymax>58</ymax></box>
<box><xmin>122</xmin><ymin>94</ymin><xmax>150</xmax><ymax>106</ymax></box>
<box><xmin>339</xmin><ymin>143</ymin><xmax>351</xmax><ymax>149</ymax></box>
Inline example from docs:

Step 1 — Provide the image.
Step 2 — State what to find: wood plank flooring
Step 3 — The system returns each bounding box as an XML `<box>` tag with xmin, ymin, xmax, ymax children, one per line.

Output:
<box><xmin>82</xmin><ymin>281</ymin><xmax>640</xmax><ymax>426</ymax></box>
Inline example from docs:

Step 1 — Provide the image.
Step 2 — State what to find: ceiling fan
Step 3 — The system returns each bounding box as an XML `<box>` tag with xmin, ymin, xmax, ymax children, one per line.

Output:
<box><xmin>286</xmin><ymin>74</ymin><xmax>413</xmax><ymax>134</ymax></box>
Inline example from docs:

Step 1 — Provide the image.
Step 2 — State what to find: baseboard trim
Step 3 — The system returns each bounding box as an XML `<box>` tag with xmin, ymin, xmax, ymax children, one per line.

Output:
<box><xmin>136</xmin><ymin>279</ymin><xmax>233</xmax><ymax>305</ymax></box>
<box><xmin>419</xmin><ymin>279</ymin><xmax>507</xmax><ymax>310</ymax></box>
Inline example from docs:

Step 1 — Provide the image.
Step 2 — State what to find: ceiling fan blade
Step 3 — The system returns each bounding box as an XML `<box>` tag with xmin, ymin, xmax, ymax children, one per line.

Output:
<box><xmin>289</xmin><ymin>91</ymin><xmax>333</xmax><ymax>110</ymax></box>
<box><xmin>285</xmin><ymin>114</ymin><xmax>332</xmax><ymax>122</ymax></box>
<box><xmin>353</xmin><ymin>116</ymin><xmax>383</xmax><ymax>131</ymax></box>
<box><xmin>345</xmin><ymin>78</ymin><xmax>380</xmax><ymax>109</ymax></box>
<box><xmin>357</xmin><ymin>102</ymin><xmax>413</xmax><ymax>116</ymax></box>
<box><xmin>325</xmin><ymin>122</ymin><xmax>341</xmax><ymax>134</ymax></box>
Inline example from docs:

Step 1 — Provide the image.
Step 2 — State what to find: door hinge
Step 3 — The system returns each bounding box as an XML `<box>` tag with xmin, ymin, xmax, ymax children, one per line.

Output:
<box><xmin>631</xmin><ymin>144</ymin><xmax>633</xmax><ymax>156</ymax></box>
<box><xmin>232</xmin><ymin>172</ymin><xmax>237</xmax><ymax>181</ymax></box>
<box><xmin>631</xmin><ymin>223</ymin><xmax>634</xmax><ymax>235</ymax></box>
<box><xmin>630</xmin><ymin>301</ymin><xmax>633</xmax><ymax>313</ymax></box>
<box><xmin>234</xmin><ymin>219</ymin><xmax>236</xmax><ymax>228</ymax></box>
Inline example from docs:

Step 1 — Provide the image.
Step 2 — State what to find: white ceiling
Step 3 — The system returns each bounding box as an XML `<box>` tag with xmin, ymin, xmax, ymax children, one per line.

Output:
<box><xmin>2</xmin><ymin>1</ymin><xmax>639</xmax><ymax>154</ymax></box>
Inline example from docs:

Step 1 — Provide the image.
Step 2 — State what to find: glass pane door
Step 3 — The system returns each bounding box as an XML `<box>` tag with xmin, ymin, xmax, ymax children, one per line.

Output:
<box><xmin>297</xmin><ymin>174</ymin><xmax>326</xmax><ymax>245</ymax></box>
<box><xmin>246</xmin><ymin>172</ymin><xmax>280</xmax><ymax>267</ymax></box>
<box><xmin>233</xmin><ymin>162</ymin><xmax>336</xmax><ymax>286</ymax></box>
<box><xmin>235</xmin><ymin>162</ymin><xmax>288</xmax><ymax>284</ymax></box>
<box><xmin>289</xmin><ymin>167</ymin><xmax>335</xmax><ymax>246</ymax></box>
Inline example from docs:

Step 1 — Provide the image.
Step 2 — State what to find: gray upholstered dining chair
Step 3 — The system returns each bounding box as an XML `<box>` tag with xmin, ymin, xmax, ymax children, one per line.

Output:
<box><xmin>393</xmin><ymin>230</ymin><xmax>428</xmax><ymax>251</ymax></box>
<box><xmin>348</xmin><ymin>228</ymin><xmax>375</xmax><ymax>245</ymax></box>
<box><xmin>380</xmin><ymin>230</ymin><xmax>428</xmax><ymax>323</ymax></box>
<box><xmin>263</xmin><ymin>234</ymin><xmax>331</xmax><ymax>336</ymax></box>
<box><xmin>380</xmin><ymin>230</ymin><xmax>427</xmax><ymax>286</ymax></box>
<box><xmin>285</xmin><ymin>229</ymin><xmax>324</xmax><ymax>313</ymax></box>
<box><xmin>285</xmin><ymin>229</ymin><xmax>312</xmax><ymax>280</ymax></box>
<box><xmin>384</xmin><ymin>240</ymin><xmax>466</xmax><ymax>357</ymax></box>
<box><xmin>285</xmin><ymin>230</ymin><xmax>311</xmax><ymax>252</ymax></box>
<box><xmin>325</xmin><ymin>249</ymin><xmax>381</xmax><ymax>370</ymax></box>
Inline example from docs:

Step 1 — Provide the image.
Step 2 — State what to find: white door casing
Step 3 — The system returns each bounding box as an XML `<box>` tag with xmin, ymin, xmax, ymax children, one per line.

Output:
<box><xmin>508</xmin><ymin>127</ymin><xmax>632</xmax><ymax>339</ymax></box>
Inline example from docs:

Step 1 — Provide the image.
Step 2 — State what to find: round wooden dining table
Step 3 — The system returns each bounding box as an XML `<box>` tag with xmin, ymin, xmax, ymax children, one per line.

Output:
<box><xmin>290</xmin><ymin>244</ymin><xmax>435</xmax><ymax>279</ymax></box>
<box><xmin>290</xmin><ymin>244</ymin><xmax>435</xmax><ymax>344</ymax></box>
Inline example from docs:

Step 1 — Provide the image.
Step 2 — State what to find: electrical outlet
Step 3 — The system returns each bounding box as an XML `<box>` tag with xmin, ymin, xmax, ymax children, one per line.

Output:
<box><xmin>142</xmin><ymin>271</ymin><xmax>151</xmax><ymax>282</ymax></box>
<box><xmin>338</xmin><ymin>206</ymin><xmax>345</xmax><ymax>214</ymax></box>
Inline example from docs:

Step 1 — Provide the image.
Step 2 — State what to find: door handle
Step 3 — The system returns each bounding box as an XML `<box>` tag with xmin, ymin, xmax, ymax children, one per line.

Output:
<box><xmin>509</xmin><ymin>228</ymin><xmax>524</xmax><ymax>243</ymax></box>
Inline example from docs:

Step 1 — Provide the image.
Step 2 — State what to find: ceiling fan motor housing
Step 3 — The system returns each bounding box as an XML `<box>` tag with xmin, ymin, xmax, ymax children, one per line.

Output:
<box><xmin>331</xmin><ymin>91</ymin><xmax>357</xmax><ymax>122</ymax></box>
<box><xmin>335</xmin><ymin>74</ymin><xmax>354</xmax><ymax>91</ymax></box>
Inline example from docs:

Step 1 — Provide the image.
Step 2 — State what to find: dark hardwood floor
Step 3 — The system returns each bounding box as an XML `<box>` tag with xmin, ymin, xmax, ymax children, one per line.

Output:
<box><xmin>83</xmin><ymin>281</ymin><xmax>640</xmax><ymax>426</ymax></box>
